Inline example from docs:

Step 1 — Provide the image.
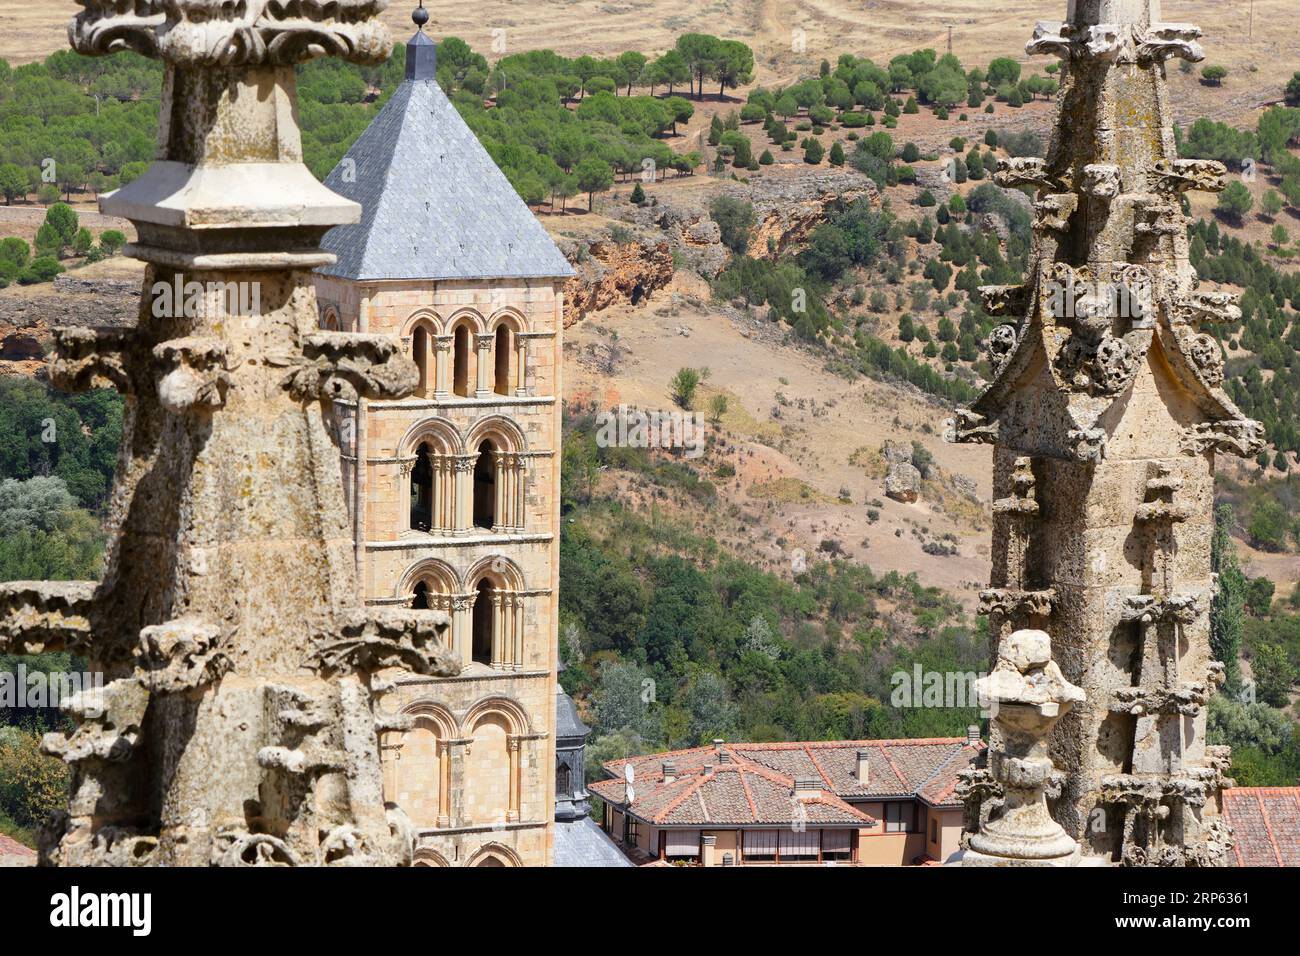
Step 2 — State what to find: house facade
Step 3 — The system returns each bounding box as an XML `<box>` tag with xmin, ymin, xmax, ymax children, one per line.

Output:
<box><xmin>591</xmin><ymin>735</ymin><xmax>983</xmax><ymax>866</ymax></box>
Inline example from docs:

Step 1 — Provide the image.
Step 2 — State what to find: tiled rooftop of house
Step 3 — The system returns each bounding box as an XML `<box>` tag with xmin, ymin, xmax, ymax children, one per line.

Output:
<box><xmin>0</xmin><ymin>834</ymin><xmax>35</xmax><ymax>866</ymax></box>
<box><xmin>1222</xmin><ymin>787</ymin><xmax>1300</xmax><ymax>867</ymax></box>
<box><xmin>590</xmin><ymin>737</ymin><xmax>984</xmax><ymax>827</ymax></box>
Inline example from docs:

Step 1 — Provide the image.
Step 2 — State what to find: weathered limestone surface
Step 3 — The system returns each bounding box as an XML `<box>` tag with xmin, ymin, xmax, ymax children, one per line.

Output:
<box><xmin>961</xmin><ymin>629</ymin><xmax>1085</xmax><ymax>866</ymax></box>
<box><xmin>0</xmin><ymin>0</ymin><xmax>461</xmax><ymax>867</ymax></box>
<box><xmin>950</xmin><ymin>0</ymin><xmax>1255</xmax><ymax>866</ymax></box>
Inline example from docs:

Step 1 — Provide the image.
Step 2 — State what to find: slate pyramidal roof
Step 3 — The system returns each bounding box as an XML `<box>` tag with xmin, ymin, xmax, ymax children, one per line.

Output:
<box><xmin>320</xmin><ymin>29</ymin><xmax>574</xmax><ymax>283</ymax></box>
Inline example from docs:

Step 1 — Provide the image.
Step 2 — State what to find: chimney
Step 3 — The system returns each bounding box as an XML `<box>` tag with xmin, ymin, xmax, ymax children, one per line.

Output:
<box><xmin>719</xmin><ymin>751</ymin><xmax>732</xmax><ymax>764</ymax></box>
<box><xmin>713</xmin><ymin>738</ymin><xmax>725</xmax><ymax>750</ymax></box>
<box><xmin>701</xmin><ymin>834</ymin><xmax>717</xmax><ymax>866</ymax></box>
<box><xmin>967</xmin><ymin>725</ymin><xmax>981</xmax><ymax>746</ymax></box>
<box><xmin>661</xmin><ymin>760</ymin><xmax>677</xmax><ymax>784</ymax></box>
<box><xmin>856</xmin><ymin>750</ymin><xmax>870</xmax><ymax>785</ymax></box>
<box><xmin>721</xmin><ymin>852</ymin><xmax>734</xmax><ymax>867</ymax></box>
<box><xmin>703</xmin><ymin>763</ymin><xmax>715</xmax><ymax>776</ymax></box>
<box><xmin>794</xmin><ymin>777</ymin><xmax>821</xmax><ymax>798</ymax></box>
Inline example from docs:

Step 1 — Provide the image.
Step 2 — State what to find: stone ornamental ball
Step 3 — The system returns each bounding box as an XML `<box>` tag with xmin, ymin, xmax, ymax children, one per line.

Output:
<box><xmin>413</xmin><ymin>5</ymin><xmax>429</xmax><ymax>27</ymax></box>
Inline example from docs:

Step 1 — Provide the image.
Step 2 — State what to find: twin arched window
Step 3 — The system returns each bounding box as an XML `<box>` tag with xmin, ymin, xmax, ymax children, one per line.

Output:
<box><xmin>407</xmin><ymin>425</ymin><xmax>525</xmax><ymax>535</ymax></box>
<box><xmin>410</xmin><ymin>315</ymin><xmax>522</xmax><ymax>400</ymax></box>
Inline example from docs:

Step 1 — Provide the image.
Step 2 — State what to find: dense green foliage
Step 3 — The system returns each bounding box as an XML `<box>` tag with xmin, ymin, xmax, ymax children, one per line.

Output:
<box><xmin>558</xmin><ymin>422</ymin><xmax>986</xmax><ymax>757</ymax></box>
<box><xmin>0</xmin><ymin>379</ymin><xmax>121</xmax><ymax>510</ymax></box>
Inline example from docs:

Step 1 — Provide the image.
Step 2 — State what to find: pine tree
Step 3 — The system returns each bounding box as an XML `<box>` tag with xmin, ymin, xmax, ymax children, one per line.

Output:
<box><xmin>1210</xmin><ymin>503</ymin><xmax>1245</xmax><ymax>692</ymax></box>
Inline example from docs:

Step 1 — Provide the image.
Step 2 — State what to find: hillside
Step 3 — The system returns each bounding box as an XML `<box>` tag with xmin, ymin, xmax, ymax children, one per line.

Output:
<box><xmin>2</xmin><ymin>0</ymin><xmax>1294</xmax><ymax>131</ymax></box>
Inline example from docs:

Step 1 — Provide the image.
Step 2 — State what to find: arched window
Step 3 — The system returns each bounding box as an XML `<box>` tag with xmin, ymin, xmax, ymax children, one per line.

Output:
<box><xmin>494</xmin><ymin>325</ymin><xmax>512</xmax><ymax>396</ymax></box>
<box><xmin>412</xmin><ymin>581</ymin><xmax>430</xmax><ymax>610</ymax></box>
<box><xmin>556</xmin><ymin>761</ymin><xmax>572</xmax><ymax>797</ymax></box>
<box><xmin>410</xmin><ymin>443</ymin><xmax>433</xmax><ymax>532</ymax></box>
<box><xmin>473</xmin><ymin>440</ymin><xmax>496</xmax><ymax>530</ymax></box>
<box><xmin>412</xmin><ymin>325</ymin><xmax>429</xmax><ymax>396</ymax></box>
<box><xmin>453</xmin><ymin>323</ymin><xmax>471</xmax><ymax>398</ymax></box>
<box><xmin>472</xmin><ymin>579</ymin><xmax>495</xmax><ymax>666</ymax></box>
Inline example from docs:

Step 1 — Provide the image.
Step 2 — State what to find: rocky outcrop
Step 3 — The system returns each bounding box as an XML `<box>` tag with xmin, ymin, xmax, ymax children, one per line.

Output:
<box><xmin>561</xmin><ymin>239</ymin><xmax>675</xmax><ymax>327</ymax></box>
<box><xmin>0</xmin><ymin>276</ymin><xmax>139</xmax><ymax>375</ymax></box>
<box><xmin>883</xmin><ymin>440</ymin><xmax>921</xmax><ymax>504</ymax></box>
<box><xmin>624</xmin><ymin>170</ymin><xmax>880</xmax><ymax>279</ymax></box>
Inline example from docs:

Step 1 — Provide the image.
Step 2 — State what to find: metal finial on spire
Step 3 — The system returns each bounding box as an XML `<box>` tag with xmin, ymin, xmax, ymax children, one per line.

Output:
<box><xmin>413</xmin><ymin>2</ymin><xmax>429</xmax><ymax>30</ymax></box>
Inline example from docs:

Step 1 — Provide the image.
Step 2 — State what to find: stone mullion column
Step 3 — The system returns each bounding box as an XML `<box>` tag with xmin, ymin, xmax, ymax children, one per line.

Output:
<box><xmin>514</xmin><ymin>457</ymin><xmax>528</xmax><ymax>532</ymax></box>
<box><xmin>514</xmin><ymin>337</ymin><xmax>528</xmax><ymax>396</ymax></box>
<box><xmin>493</xmin><ymin>451</ymin><xmax>508</xmax><ymax>532</ymax></box>
<box><xmin>506</xmin><ymin>737</ymin><xmax>521</xmax><ymax>822</ymax></box>
<box><xmin>433</xmin><ymin>337</ymin><xmax>452</xmax><ymax>400</ymax></box>
<box><xmin>423</xmin><ymin>329</ymin><xmax>438</xmax><ymax>399</ymax></box>
<box><xmin>454</xmin><ymin>457</ymin><xmax>473</xmax><ymax>534</ymax></box>
<box><xmin>429</xmin><ymin>455</ymin><xmax>444</xmax><ymax>532</ymax></box>
<box><xmin>398</xmin><ymin>459</ymin><xmax>414</xmax><ymax>536</ymax></box>
<box><xmin>447</xmin><ymin>738</ymin><xmax>470</xmax><ymax>828</ymax></box>
<box><xmin>475</xmin><ymin>333</ymin><xmax>493</xmax><ymax>399</ymax></box>
<box><xmin>451</xmin><ymin>594</ymin><xmax>473</xmax><ymax>665</ymax></box>
<box><xmin>489</xmin><ymin>592</ymin><xmax>505</xmax><ymax>668</ymax></box>
<box><xmin>436</xmin><ymin>740</ymin><xmax>451</xmax><ymax>829</ymax></box>
<box><xmin>512</xmin><ymin>593</ymin><xmax>525</xmax><ymax>669</ymax></box>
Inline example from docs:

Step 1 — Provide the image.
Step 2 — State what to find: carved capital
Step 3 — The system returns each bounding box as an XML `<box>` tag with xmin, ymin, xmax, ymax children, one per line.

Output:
<box><xmin>1136</xmin><ymin>23</ymin><xmax>1205</xmax><ymax>64</ymax></box>
<box><xmin>0</xmin><ymin>581</ymin><xmax>98</xmax><ymax>656</ymax></box>
<box><xmin>154</xmin><ymin>336</ymin><xmax>231</xmax><ymax>414</ymax></box>
<box><xmin>311</xmin><ymin>608</ymin><xmax>461</xmax><ymax>678</ymax></box>
<box><xmin>1081</xmin><ymin>164</ymin><xmax>1122</xmax><ymax>200</ymax></box>
<box><xmin>280</xmin><ymin>332</ymin><xmax>419</xmax><ymax>403</ymax></box>
<box><xmin>945</xmin><ymin>408</ymin><xmax>997</xmax><ymax>446</ymax></box>
<box><xmin>71</xmin><ymin>0</ymin><xmax>392</xmax><ymax>67</ymax></box>
<box><xmin>994</xmin><ymin>157</ymin><xmax>1064</xmax><ymax>193</ymax></box>
<box><xmin>1181</xmin><ymin>419</ymin><xmax>1265</xmax><ymax>458</ymax></box>
<box><xmin>50</xmin><ymin>327</ymin><xmax>138</xmax><ymax>395</ymax></box>
<box><xmin>135</xmin><ymin>616</ymin><xmax>231</xmax><ymax>693</ymax></box>
<box><xmin>1151</xmin><ymin>158</ymin><xmax>1227</xmax><ymax>195</ymax></box>
<box><xmin>979</xmin><ymin>284</ymin><xmax>1031</xmax><ymax>319</ymax></box>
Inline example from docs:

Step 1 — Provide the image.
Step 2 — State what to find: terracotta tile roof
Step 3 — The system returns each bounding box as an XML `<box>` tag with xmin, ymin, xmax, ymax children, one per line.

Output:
<box><xmin>593</xmin><ymin>737</ymin><xmax>984</xmax><ymax>827</ymax></box>
<box><xmin>1222</xmin><ymin>787</ymin><xmax>1300</xmax><ymax>867</ymax></box>
<box><xmin>0</xmin><ymin>834</ymin><xmax>35</xmax><ymax>862</ymax></box>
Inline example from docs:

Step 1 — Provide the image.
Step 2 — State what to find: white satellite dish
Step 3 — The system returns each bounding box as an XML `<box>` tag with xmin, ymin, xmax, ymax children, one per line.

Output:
<box><xmin>625</xmin><ymin>784</ymin><xmax>636</xmax><ymax>804</ymax></box>
<box><xmin>623</xmin><ymin>763</ymin><xmax>635</xmax><ymax>784</ymax></box>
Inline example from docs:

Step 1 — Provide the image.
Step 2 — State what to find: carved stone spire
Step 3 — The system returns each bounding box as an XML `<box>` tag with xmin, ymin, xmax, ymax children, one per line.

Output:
<box><xmin>0</xmin><ymin>0</ymin><xmax>462</xmax><ymax>867</ymax></box>
<box><xmin>950</xmin><ymin>0</ymin><xmax>1251</xmax><ymax>866</ymax></box>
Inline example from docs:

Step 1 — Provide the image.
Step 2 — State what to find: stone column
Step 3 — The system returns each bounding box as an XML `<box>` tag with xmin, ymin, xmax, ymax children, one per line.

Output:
<box><xmin>475</xmin><ymin>333</ymin><xmax>494</xmax><ymax>398</ymax></box>
<box><xmin>507</xmin><ymin>737</ymin><xmax>521</xmax><ymax>822</ymax></box>
<box><xmin>490</xmin><ymin>591</ymin><xmax>505</xmax><ymax>668</ymax></box>
<box><xmin>0</xmin><ymin>0</ymin><xmax>460</xmax><ymax>869</ymax></box>
<box><xmin>454</xmin><ymin>457</ymin><xmax>473</xmax><ymax>533</ymax></box>
<box><xmin>515</xmin><ymin>337</ymin><xmax>529</xmax><ymax>396</ymax></box>
<box><xmin>962</xmin><ymin>630</ymin><xmax>1085</xmax><ymax>866</ymax></box>
<box><xmin>433</xmin><ymin>337</ymin><xmax>452</xmax><ymax>400</ymax></box>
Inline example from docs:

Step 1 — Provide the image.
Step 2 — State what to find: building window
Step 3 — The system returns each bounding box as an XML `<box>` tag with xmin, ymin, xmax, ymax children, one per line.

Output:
<box><xmin>821</xmin><ymin>829</ymin><xmax>853</xmax><ymax>861</ymax></box>
<box><xmin>410</xmin><ymin>443</ymin><xmax>433</xmax><ymax>531</ymax></box>
<box><xmin>556</xmin><ymin>762</ymin><xmax>571</xmax><ymax>796</ymax></box>
<box><xmin>663</xmin><ymin>829</ymin><xmax>698</xmax><ymax>860</ymax></box>
<box><xmin>471</xmin><ymin>579</ymin><xmax>495</xmax><ymax>665</ymax></box>
<box><xmin>494</xmin><ymin>325</ymin><xmax>512</xmax><ymax>395</ymax></box>
<box><xmin>412</xmin><ymin>325</ymin><xmax>430</xmax><ymax>396</ymax></box>
<box><xmin>743</xmin><ymin>829</ymin><xmax>777</xmax><ymax>862</ymax></box>
<box><xmin>779</xmin><ymin>828</ymin><xmax>819</xmax><ymax>861</ymax></box>
<box><xmin>473</xmin><ymin>439</ymin><xmax>496</xmax><ymax>530</ymax></box>
<box><xmin>884</xmin><ymin>802</ymin><xmax>916</xmax><ymax>834</ymax></box>
<box><xmin>452</xmin><ymin>322</ymin><xmax>471</xmax><ymax>397</ymax></box>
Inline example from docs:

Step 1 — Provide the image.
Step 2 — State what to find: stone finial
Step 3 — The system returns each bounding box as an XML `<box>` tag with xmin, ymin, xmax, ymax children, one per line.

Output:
<box><xmin>960</xmin><ymin>630</ymin><xmax>1085</xmax><ymax>866</ymax></box>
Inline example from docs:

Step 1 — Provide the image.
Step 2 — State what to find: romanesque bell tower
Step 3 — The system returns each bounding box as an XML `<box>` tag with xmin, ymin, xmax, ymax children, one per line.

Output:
<box><xmin>952</xmin><ymin>0</ymin><xmax>1261</xmax><ymax>866</ymax></box>
<box><xmin>313</xmin><ymin>7</ymin><xmax>573</xmax><ymax>867</ymax></box>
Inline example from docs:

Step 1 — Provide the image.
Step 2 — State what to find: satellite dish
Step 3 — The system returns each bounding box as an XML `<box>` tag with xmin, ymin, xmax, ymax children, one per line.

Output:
<box><xmin>623</xmin><ymin>763</ymin><xmax>635</xmax><ymax>784</ymax></box>
<box><xmin>625</xmin><ymin>784</ymin><xmax>636</xmax><ymax>805</ymax></box>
